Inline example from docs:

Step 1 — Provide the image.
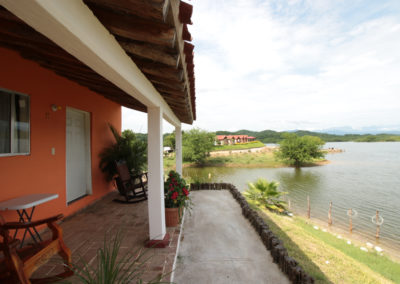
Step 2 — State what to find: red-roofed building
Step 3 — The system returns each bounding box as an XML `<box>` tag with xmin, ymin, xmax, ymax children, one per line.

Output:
<box><xmin>216</xmin><ymin>135</ymin><xmax>256</xmax><ymax>145</ymax></box>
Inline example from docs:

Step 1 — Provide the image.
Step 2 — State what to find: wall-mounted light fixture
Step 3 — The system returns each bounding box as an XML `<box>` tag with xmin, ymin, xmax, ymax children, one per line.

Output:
<box><xmin>51</xmin><ymin>104</ymin><xmax>62</xmax><ymax>112</ymax></box>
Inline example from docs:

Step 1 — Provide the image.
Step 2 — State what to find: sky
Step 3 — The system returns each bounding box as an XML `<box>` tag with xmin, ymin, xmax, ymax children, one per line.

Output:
<box><xmin>122</xmin><ymin>0</ymin><xmax>400</xmax><ymax>133</ymax></box>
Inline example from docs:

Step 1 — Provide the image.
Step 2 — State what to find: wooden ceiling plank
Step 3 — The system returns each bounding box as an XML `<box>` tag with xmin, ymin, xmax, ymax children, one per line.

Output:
<box><xmin>119</xmin><ymin>41</ymin><xmax>178</xmax><ymax>67</ymax></box>
<box><xmin>154</xmin><ymin>84</ymin><xmax>186</xmax><ymax>97</ymax></box>
<box><xmin>57</xmin><ymin>71</ymin><xmax>147</xmax><ymax>112</ymax></box>
<box><xmin>142</xmin><ymin>68</ymin><xmax>181</xmax><ymax>82</ymax></box>
<box><xmin>90</xmin><ymin>6</ymin><xmax>176</xmax><ymax>47</ymax></box>
<box><xmin>0</xmin><ymin>4</ymin><xmax>194</xmax><ymax>122</ymax></box>
<box><xmin>150</xmin><ymin>79</ymin><xmax>185</xmax><ymax>92</ymax></box>
<box><xmin>0</xmin><ymin>18</ymin><xmax>52</xmax><ymax>45</ymax></box>
<box><xmin>84</xmin><ymin>0</ymin><xmax>167</xmax><ymax>23</ymax></box>
<box><xmin>146</xmin><ymin>74</ymin><xmax>184</xmax><ymax>88</ymax></box>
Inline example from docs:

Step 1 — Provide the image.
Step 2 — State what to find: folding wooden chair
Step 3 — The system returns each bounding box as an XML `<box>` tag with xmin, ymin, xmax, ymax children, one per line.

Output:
<box><xmin>0</xmin><ymin>214</ymin><xmax>73</xmax><ymax>284</ymax></box>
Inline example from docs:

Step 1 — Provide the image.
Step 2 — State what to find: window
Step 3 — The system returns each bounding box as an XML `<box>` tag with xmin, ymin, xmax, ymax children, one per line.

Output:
<box><xmin>0</xmin><ymin>89</ymin><xmax>30</xmax><ymax>155</ymax></box>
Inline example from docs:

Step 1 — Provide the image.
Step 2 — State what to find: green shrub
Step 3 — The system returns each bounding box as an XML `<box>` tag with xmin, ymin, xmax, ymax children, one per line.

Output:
<box><xmin>182</xmin><ymin>128</ymin><xmax>215</xmax><ymax>165</ymax></box>
<box><xmin>99</xmin><ymin>125</ymin><xmax>147</xmax><ymax>181</ymax></box>
<box><xmin>244</xmin><ymin>178</ymin><xmax>287</xmax><ymax>213</ymax></box>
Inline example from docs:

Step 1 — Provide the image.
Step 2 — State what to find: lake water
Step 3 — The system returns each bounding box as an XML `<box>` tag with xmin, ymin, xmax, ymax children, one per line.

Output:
<box><xmin>183</xmin><ymin>142</ymin><xmax>400</xmax><ymax>255</ymax></box>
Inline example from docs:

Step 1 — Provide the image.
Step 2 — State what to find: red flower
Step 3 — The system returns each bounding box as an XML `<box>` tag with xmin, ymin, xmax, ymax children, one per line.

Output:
<box><xmin>183</xmin><ymin>188</ymin><xmax>189</xmax><ymax>196</ymax></box>
<box><xmin>171</xmin><ymin>191</ymin><xmax>178</xmax><ymax>200</ymax></box>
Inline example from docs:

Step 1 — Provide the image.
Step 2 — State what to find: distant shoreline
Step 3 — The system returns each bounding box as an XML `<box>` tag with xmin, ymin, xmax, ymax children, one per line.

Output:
<box><xmin>215</xmin><ymin>129</ymin><xmax>400</xmax><ymax>143</ymax></box>
<box><xmin>183</xmin><ymin>146</ymin><xmax>334</xmax><ymax>168</ymax></box>
<box><xmin>210</xmin><ymin>145</ymin><xmax>277</xmax><ymax>157</ymax></box>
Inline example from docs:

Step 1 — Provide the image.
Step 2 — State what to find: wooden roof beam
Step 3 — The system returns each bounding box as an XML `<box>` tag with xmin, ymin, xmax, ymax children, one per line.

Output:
<box><xmin>83</xmin><ymin>0</ymin><xmax>170</xmax><ymax>23</ymax></box>
<box><xmin>90</xmin><ymin>6</ymin><xmax>176</xmax><ymax>48</ymax></box>
<box><xmin>155</xmin><ymin>84</ymin><xmax>185</xmax><ymax>97</ymax></box>
<box><xmin>119</xmin><ymin>40</ymin><xmax>179</xmax><ymax>67</ymax></box>
<box><xmin>147</xmin><ymin>74</ymin><xmax>185</xmax><ymax>91</ymax></box>
<box><xmin>1</xmin><ymin>0</ymin><xmax>182</xmax><ymax>126</ymax></box>
<box><xmin>131</xmin><ymin>56</ymin><xmax>184</xmax><ymax>82</ymax></box>
<box><xmin>168</xmin><ymin>0</ymin><xmax>194</xmax><ymax>123</ymax></box>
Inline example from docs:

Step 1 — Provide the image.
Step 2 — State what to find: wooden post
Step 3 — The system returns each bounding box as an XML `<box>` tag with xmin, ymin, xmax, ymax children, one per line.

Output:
<box><xmin>376</xmin><ymin>210</ymin><xmax>380</xmax><ymax>239</ymax></box>
<box><xmin>349</xmin><ymin>208</ymin><xmax>353</xmax><ymax>233</ymax></box>
<box><xmin>288</xmin><ymin>199</ymin><xmax>291</xmax><ymax>209</ymax></box>
<box><xmin>307</xmin><ymin>196</ymin><xmax>310</xmax><ymax>219</ymax></box>
<box><xmin>328</xmin><ymin>202</ymin><xmax>332</xmax><ymax>226</ymax></box>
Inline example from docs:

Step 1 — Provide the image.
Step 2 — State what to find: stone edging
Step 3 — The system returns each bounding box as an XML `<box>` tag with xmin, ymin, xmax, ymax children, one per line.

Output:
<box><xmin>190</xmin><ymin>183</ymin><xmax>314</xmax><ymax>284</ymax></box>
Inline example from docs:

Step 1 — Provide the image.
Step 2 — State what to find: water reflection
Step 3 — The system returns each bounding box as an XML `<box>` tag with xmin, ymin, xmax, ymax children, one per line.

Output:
<box><xmin>277</xmin><ymin>168</ymin><xmax>321</xmax><ymax>192</ymax></box>
<box><xmin>183</xmin><ymin>142</ymin><xmax>400</xmax><ymax>255</ymax></box>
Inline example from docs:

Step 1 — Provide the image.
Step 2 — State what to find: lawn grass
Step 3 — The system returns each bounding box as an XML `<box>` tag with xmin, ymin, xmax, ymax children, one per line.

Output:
<box><xmin>164</xmin><ymin>154</ymin><xmax>176</xmax><ymax>172</ymax></box>
<box><xmin>204</xmin><ymin>151</ymin><xmax>283</xmax><ymax>167</ymax></box>
<box><xmin>212</xmin><ymin>141</ymin><xmax>265</xmax><ymax>151</ymax></box>
<box><xmin>246</xmin><ymin>199</ymin><xmax>400</xmax><ymax>284</ymax></box>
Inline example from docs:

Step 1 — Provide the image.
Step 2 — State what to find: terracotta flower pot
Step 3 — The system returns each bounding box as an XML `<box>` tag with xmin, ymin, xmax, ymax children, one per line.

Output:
<box><xmin>165</xmin><ymin>207</ymin><xmax>183</xmax><ymax>227</ymax></box>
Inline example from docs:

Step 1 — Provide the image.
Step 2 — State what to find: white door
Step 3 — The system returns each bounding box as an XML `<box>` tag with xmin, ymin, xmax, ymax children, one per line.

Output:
<box><xmin>66</xmin><ymin>108</ymin><xmax>91</xmax><ymax>204</ymax></box>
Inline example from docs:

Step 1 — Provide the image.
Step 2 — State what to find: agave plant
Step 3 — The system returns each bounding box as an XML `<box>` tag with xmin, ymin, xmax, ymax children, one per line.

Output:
<box><xmin>244</xmin><ymin>178</ymin><xmax>288</xmax><ymax>213</ymax></box>
<box><xmin>66</xmin><ymin>231</ymin><xmax>169</xmax><ymax>284</ymax></box>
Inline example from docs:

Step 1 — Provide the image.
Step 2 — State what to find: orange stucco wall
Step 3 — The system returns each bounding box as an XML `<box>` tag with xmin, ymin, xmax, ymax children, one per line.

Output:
<box><xmin>0</xmin><ymin>47</ymin><xmax>121</xmax><ymax>224</ymax></box>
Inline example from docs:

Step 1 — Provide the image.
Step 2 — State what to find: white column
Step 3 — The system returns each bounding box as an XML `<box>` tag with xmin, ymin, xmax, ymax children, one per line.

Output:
<box><xmin>147</xmin><ymin>107</ymin><xmax>166</xmax><ymax>240</ymax></box>
<box><xmin>175</xmin><ymin>125</ymin><xmax>182</xmax><ymax>175</ymax></box>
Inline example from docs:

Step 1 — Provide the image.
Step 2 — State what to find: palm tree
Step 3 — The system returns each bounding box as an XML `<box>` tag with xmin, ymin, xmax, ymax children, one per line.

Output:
<box><xmin>244</xmin><ymin>178</ymin><xmax>287</xmax><ymax>213</ymax></box>
<box><xmin>99</xmin><ymin>124</ymin><xmax>147</xmax><ymax>181</ymax></box>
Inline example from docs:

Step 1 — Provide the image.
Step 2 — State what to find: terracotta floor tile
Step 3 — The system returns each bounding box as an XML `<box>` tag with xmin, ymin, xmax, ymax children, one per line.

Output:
<box><xmin>29</xmin><ymin>191</ymin><xmax>181</xmax><ymax>283</ymax></box>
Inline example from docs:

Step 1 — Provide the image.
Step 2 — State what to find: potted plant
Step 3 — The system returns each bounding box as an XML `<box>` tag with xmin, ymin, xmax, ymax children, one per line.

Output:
<box><xmin>99</xmin><ymin>124</ymin><xmax>147</xmax><ymax>193</ymax></box>
<box><xmin>164</xmin><ymin>171</ymin><xmax>191</xmax><ymax>227</ymax></box>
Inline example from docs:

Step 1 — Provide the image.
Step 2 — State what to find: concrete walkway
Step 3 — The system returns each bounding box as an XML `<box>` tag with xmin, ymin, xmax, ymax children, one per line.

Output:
<box><xmin>173</xmin><ymin>191</ymin><xmax>290</xmax><ymax>284</ymax></box>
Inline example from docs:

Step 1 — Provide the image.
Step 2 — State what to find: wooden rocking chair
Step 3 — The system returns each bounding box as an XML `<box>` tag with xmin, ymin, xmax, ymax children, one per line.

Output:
<box><xmin>0</xmin><ymin>214</ymin><xmax>73</xmax><ymax>284</ymax></box>
<box><xmin>114</xmin><ymin>160</ymin><xmax>148</xmax><ymax>204</ymax></box>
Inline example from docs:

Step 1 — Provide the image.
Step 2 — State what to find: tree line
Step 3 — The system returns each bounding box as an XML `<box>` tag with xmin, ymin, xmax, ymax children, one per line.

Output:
<box><xmin>216</xmin><ymin>129</ymin><xmax>400</xmax><ymax>143</ymax></box>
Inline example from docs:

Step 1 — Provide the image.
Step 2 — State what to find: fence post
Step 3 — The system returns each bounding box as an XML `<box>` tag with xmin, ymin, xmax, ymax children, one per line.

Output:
<box><xmin>376</xmin><ymin>210</ymin><xmax>380</xmax><ymax>239</ymax></box>
<box><xmin>349</xmin><ymin>208</ymin><xmax>353</xmax><ymax>233</ymax></box>
<box><xmin>307</xmin><ymin>196</ymin><xmax>310</xmax><ymax>219</ymax></box>
<box><xmin>328</xmin><ymin>202</ymin><xmax>332</xmax><ymax>226</ymax></box>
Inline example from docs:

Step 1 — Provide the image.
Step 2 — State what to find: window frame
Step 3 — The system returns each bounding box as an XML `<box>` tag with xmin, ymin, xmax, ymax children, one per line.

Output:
<box><xmin>0</xmin><ymin>88</ymin><xmax>31</xmax><ymax>157</ymax></box>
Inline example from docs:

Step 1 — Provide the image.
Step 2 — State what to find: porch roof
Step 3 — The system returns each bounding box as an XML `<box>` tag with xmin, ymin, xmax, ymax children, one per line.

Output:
<box><xmin>0</xmin><ymin>0</ymin><xmax>196</xmax><ymax>124</ymax></box>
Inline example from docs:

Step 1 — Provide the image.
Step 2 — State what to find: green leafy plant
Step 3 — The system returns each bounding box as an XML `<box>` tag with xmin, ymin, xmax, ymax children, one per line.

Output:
<box><xmin>244</xmin><ymin>178</ymin><xmax>287</xmax><ymax>213</ymax></box>
<box><xmin>182</xmin><ymin>128</ymin><xmax>215</xmax><ymax>165</ymax></box>
<box><xmin>66</xmin><ymin>231</ymin><xmax>169</xmax><ymax>284</ymax></box>
<box><xmin>99</xmin><ymin>125</ymin><xmax>147</xmax><ymax>181</ymax></box>
<box><xmin>163</xmin><ymin>133</ymin><xmax>176</xmax><ymax>150</ymax></box>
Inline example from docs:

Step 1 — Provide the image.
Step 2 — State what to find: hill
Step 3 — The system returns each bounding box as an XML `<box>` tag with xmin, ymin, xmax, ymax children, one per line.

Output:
<box><xmin>215</xmin><ymin>130</ymin><xmax>400</xmax><ymax>143</ymax></box>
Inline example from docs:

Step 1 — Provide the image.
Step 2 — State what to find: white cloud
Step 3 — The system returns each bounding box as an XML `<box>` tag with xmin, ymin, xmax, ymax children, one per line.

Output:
<box><xmin>123</xmin><ymin>0</ymin><xmax>400</xmax><ymax>133</ymax></box>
